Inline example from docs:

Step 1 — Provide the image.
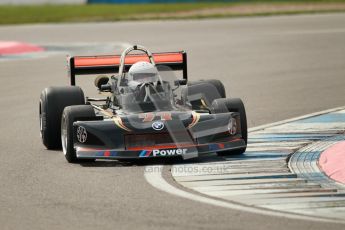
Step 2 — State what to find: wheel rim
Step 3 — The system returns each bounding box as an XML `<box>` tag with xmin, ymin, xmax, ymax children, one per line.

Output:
<box><xmin>39</xmin><ymin>101</ymin><xmax>43</xmax><ymax>138</ymax></box>
<box><xmin>61</xmin><ymin>115</ymin><xmax>68</xmax><ymax>156</ymax></box>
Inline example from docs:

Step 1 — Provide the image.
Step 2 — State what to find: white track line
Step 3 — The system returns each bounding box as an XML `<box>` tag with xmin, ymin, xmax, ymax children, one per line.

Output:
<box><xmin>144</xmin><ymin>165</ymin><xmax>344</xmax><ymax>223</ymax></box>
<box><xmin>249</xmin><ymin>106</ymin><xmax>345</xmax><ymax>132</ymax></box>
<box><xmin>144</xmin><ymin>106</ymin><xmax>345</xmax><ymax>224</ymax></box>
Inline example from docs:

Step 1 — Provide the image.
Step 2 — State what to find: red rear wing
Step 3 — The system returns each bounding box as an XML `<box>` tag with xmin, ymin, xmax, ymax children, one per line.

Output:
<box><xmin>68</xmin><ymin>51</ymin><xmax>187</xmax><ymax>85</ymax></box>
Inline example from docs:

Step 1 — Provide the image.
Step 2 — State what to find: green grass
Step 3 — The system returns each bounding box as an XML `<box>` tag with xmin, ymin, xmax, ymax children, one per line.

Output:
<box><xmin>0</xmin><ymin>0</ymin><xmax>345</xmax><ymax>25</ymax></box>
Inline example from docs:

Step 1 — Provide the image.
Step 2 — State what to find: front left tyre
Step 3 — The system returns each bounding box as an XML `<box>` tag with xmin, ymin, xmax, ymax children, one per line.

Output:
<box><xmin>61</xmin><ymin>105</ymin><xmax>96</xmax><ymax>163</ymax></box>
<box><xmin>39</xmin><ymin>86</ymin><xmax>85</xmax><ymax>149</ymax></box>
<box><xmin>212</xmin><ymin>98</ymin><xmax>248</xmax><ymax>156</ymax></box>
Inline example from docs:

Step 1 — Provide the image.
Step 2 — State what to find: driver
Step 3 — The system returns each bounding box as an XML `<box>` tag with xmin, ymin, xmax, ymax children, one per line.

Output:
<box><xmin>127</xmin><ymin>61</ymin><xmax>165</xmax><ymax>102</ymax></box>
<box><xmin>127</xmin><ymin>61</ymin><xmax>159</xmax><ymax>90</ymax></box>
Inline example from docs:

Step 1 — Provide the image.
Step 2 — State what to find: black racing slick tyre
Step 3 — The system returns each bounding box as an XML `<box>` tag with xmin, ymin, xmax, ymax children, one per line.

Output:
<box><xmin>212</xmin><ymin>98</ymin><xmax>247</xmax><ymax>156</ymax></box>
<box><xmin>181</xmin><ymin>79</ymin><xmax>226</xmax><ymax>110</ymax></box>
<box><xmin>188</xmin><ymin>79</ymin><xmax>226</xmax><ymax>98</ymax></box>
<box><xmin>39</xmin><ymin>86</ymin><xmax>85</xmax><ymax>149</ymax></box>
<box><xmin>203</xmin><ymin>79</ymin><xmax>226</xmax><ymax>98</ymax></box>
<box><xmin>61</xmin><ymin>105</ymin><xmax>96</xmax><ymax>163</ymax></box>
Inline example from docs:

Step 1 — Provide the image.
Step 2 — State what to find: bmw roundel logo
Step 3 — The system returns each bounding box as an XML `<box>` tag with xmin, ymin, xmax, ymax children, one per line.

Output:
<box><xmin>152</xmin><ymin>121</ymin><xmax>164</xmax><ymax>131</ymax></box>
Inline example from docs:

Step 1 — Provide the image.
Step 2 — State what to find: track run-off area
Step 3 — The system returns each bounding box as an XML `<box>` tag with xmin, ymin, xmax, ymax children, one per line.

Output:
<box><xmin>1</xmin><ymin>13</ymin><xmax>345</xmax><ymax>230</ymax></box>
<box><xmin>146</xmin><ymin>107</ymin><xmax>345</xmax><ymax>223</ymax></box>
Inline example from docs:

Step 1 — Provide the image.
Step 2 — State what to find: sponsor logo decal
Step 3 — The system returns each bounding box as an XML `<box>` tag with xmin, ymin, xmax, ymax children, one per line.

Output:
<box><xmin>152</xmin><ymin>121</ymin><xmax>164</xmax><ymax>131</ymax></box>
<box><xmin>139</xmin><ymin>112</ymin><xmax>172</xmax><ymax>122</ymax></box>
<box><xmin>152</xmin><ymin>148</ymin><xmax>188</xmax><ymax>157</ymax></box>
<box><xmin>76</xmin><ymin>126</ymin><xmax>87</xmax><ymax>143</ymax></box>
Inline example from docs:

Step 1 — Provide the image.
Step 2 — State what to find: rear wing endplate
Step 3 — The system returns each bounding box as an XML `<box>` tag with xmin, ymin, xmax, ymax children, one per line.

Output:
<box><xmin>68</xmin><ymin>51</ymin><xmax>187</xmax><ymax>85</ymax></box>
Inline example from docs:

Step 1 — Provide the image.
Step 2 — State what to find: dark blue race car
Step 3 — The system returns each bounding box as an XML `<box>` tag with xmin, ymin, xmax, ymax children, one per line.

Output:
<box><xmin>39</xmin><ymin>45</ymin><xmax>247</xmax><ymax>163</ymax></box>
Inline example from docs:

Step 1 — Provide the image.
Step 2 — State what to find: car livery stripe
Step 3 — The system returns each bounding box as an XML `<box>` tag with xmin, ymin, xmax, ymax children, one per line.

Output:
<box><xmin>187</xmin><ymin>111</ymin><xmax>200</xmax><ymax>129</ymax></box>
<box><xmin>74</xmin><ymin>53</ymin><xmax>183</xmax><ymax>67</ymax></box>
<box><xmin>97</xmin><ymin>150</ymin><xmax>118</xmax><ymax>157</ymax></box>
<box><xmin>145</xmin><ymin>150</ymin><xmax>152</xmax><ymax>157</ymax></box>
<box><xmin>208</xmin><ymin>143</ymin><xmax>226</xmax><ymax>151</ymax></box>
<box><xmin>78</xmin><ymin>147</ymin><xmax>104</xmax><ymax>151</ymax></box>
<box><xmin>139</xmin><ymin>150</ymin><xmax>153</xmax><ymax>158</ymax></box>
<box><xmin>139</xmin><ymin>150</ymin><xmax>147</xmax><ymax>157</ymax></box>
<box><xmin>99</xmin><ymin>109</ymin><xmax>113</xmax><ymax>118</ymax></box>
<box><xmin>127</xmin><ymin>139</ymin><xmax>239</xmax><ymax>152</ymax></box>
<box><xmin>129</xmin><ymin>145</ymin><xmax>180</xmax><ymax>151</ymax></box>
<box><xmin>113</xmin><ymin>117</ymin><xmax>131</xmax><ymax>132</ymax></box>
<box><xmin>218</xmin><ymin>143</ymin><xmax>225</xmax><ymax>149</ymax></box>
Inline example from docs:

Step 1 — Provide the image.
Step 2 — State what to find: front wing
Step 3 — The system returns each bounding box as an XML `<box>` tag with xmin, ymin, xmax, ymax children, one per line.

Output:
<box><xmin>76</xmin><ymin>138</ymin><xmax>245</xmax><ymax>160</ymax></box>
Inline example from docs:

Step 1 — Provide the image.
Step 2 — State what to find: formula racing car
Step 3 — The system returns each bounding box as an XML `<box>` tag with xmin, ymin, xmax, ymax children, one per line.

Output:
<box><xmin>39</xmin><ymin>45</ymin><xmax>247</xmax><ymax>163</ymax></box>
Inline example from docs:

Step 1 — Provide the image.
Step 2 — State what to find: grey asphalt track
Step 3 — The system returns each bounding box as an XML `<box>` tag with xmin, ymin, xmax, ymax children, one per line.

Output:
<box><xmin>1</xmin><ymin>13</ymin><xmax>345</xmax><ymax>230</ymax></box>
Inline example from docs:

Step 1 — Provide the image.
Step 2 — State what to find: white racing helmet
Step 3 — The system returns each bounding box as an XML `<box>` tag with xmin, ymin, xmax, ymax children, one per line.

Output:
<box><xmin>127</xmin><ymin>61</ymin><xmax>159</xmax><ymax>89</ymax></box>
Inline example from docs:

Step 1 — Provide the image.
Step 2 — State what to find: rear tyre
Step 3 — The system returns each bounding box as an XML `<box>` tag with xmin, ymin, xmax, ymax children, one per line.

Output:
<box><xmin>94</xmin><ymin>75</ymin><xmax>109</xmax><ymax>89</ymax></box>
<box><xmin>188</xmin><ymin>79</ymin><xmax>226</xmax><ymax>98</ymax></box>
<box><xmin>181</xmin><ymin>79</ymin><xmax>226</xmax><ymax>109</ymax></box>
<box><xmin>39</xmin><ymin>86</ymin><xmax>85</xmax><ymax>149</ymax></box>
<box><xmin>61</xmin><ymin>105</ymin><xmax>96</xmax><ymax>163</ymax></box>
<box><xmin>203</xmin><ymin>79</ymin><xmax>226</xmax><ymax>98</ymax></box>
<box><xmin>212</xmin><ymin>98</ymin><xmax>247</xmax><ymax>156</ymax></box>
